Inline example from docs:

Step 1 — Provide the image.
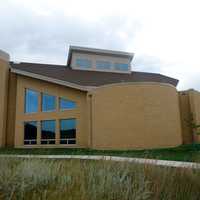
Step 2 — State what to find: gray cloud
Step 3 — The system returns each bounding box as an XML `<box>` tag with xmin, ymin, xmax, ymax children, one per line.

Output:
<box><xmin>133</xmin><ymin>54</ymin><xmax>163</xmax><ymax>73</ymax></box>
<box><xmin>175</xmin><ymin>73</ymin><xmax>200</xmax><ymax>91</ymax></box>
<box><xmin>0</xmin><ymin>1</ymin><xmax>199</xmax><ymax>91</ymax></box>
<box><xmin>0</xmin><ymin>1</ymin><xmax>140</xmax><ymax>64</ymax></box>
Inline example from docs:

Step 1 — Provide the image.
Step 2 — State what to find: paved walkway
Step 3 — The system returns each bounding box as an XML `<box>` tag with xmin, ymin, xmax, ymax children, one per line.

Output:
<box><xmin>0</xmin><ymin>154</ymin><xmax>200</xmax><ymax>169</ymax></box>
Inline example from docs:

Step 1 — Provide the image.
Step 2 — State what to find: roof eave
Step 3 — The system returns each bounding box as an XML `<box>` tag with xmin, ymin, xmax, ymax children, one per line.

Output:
<box><xmin>10</xmin><ymin>68</ymin><xmax>93</xmax><ymax>92</ymax></box>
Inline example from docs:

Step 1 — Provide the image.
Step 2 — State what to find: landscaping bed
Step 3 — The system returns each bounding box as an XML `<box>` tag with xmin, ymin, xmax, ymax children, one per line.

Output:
<box><xmin>1</xmin><ymin>144</ymin><xmax>200</xmax><ymax>162</ymax></box>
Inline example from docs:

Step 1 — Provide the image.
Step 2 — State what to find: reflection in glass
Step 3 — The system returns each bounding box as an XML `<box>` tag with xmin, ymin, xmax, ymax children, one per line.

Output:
<box><xmin>60</xmin><ymin>98</ymin><xmax>76</xmax><ymax>110</ymax></box>
<box><xmin>24</xmin><ymin>121</ymin><xmax>37</xmax><ymax>145</ymax></box>
<box><xmin>60</xmin><ymin>119</ymin><xmax>76</xmax><ymax>144</ymax></box>
<box><xmin>114</xmin><ymin>63</ymin><xmax>129</xmax><ymax>71</ymax></box>
<box><xmin>42</xmin><ymin>93</ymin><xmax>56</xmax><ymax>112</ymax></box>
<box><xmin>41</xmin><ymin>120</ymin><xmax>56</xmax><ymax>144</ymax></box>
<box><xmin>76</xmin><ymin>58</ymin><xmax>92</xmax><ymax>68</ymax></box>
<box><xmin>96</xmin><ymin>60</ymin><xmax>111</xmax><ymax>70</ymax></box>
<box><xmin>25</xmin><ymin>89</ymin><xmax>39</xmax><ymax>113</ymax></box>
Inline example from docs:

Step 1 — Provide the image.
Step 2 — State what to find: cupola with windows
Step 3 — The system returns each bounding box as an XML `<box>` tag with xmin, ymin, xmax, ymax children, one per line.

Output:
<box><xmin>67</xmin><ymin>46</ymin><xmax>134</xmax><ymax>74</ymax></box>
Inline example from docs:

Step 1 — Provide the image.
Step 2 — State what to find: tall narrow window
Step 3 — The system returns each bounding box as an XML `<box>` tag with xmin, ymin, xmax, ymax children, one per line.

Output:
<box><xmin>42</xmin><ymin>93</ymin><xmax>56</xmax><ymax>112</ymax></box>
<box><xmin>25</xmin><ymin>89</ymin><xmax>39</xmax><ymax>113</ymax></box>
<box><xmin>41</xmin><ymin>120</ymin><xmax>56</xmax><ymax>144</ymax></box>
<box><xmin>76</xmin><ymin>58</ymin><xmax>92</xmax><ymax>69</ymax></box>
<box><xmin>59</xmin><ymin>98</ymin><xmax>76</xmax><ymax>110</ymax></box>
<box><xmin>114</xmin><ymin>63</ymin><xmax>129</xmax><ymax>71</ymax></box>
<box><xmin>24</xmin><ymin>121</ymin><xmax>37</xmax><ymax>145</ymax></box>
<box><xmin>60</xmin><ymin>119</ymin><xmax>76</xmax><ymax>144</ymax></box>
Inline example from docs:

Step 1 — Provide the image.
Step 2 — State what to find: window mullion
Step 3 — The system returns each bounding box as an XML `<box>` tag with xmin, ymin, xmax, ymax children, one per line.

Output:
<box><xmin>37</xmin><ymin>121</ymin><xmax>41</xmax><ymax>145</ymax></box>
<box><xmin>56</xmin><ymin>119</ymin><xmax>60</xmax><ymax>145</ymax></box>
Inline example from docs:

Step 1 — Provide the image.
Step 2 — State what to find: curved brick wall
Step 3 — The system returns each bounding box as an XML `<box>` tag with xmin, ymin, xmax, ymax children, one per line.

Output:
<box><xmin>90</xmin><ymin>83</ymin><xmax>182</xmax><ymax>150</ymax></box>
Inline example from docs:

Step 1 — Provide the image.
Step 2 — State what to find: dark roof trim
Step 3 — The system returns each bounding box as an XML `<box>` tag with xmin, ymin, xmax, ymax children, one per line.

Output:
<box><xmin>10</xmin><ymin>62</ymin><xmax>179</xmax><ymax>87</ymax></box>
<box><xmin>11</xmin><ymin>68</ymin><xmax>93</xmax><ymax>91</ymax></box>
<box><xmin>11</xmin><ymin>68</ymin><xmax>177</xmax><ymax>95</ymax></box>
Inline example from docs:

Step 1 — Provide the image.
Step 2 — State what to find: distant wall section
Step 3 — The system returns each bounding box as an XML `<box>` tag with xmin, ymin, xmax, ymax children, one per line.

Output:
<box><xmin>179</xmin><ymin>89</ymin><xmax>200</xmax><ymax>144</ymax></box>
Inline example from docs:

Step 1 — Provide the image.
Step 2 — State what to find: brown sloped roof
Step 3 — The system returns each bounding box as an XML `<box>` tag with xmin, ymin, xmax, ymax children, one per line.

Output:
<box><xmin>10</xmin><ymin>62</ymin><xmax>179</xmax><ymax>87</ymax></box>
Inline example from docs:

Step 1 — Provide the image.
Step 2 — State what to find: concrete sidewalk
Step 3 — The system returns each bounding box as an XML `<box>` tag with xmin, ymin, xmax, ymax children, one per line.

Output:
<box><xmin>0</xmin><ymin>154</ymin><xmax>199</xmax><ymax>169</ymax></box>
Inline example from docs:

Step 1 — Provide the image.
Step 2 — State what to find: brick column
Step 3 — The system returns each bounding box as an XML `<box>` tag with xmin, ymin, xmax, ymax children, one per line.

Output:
<box><xmin>37</xmin><ymin>121</ymin><xmax>41</xmax><ymax>145</ymax></box>
<box><xmin>0</xmin><ymin>50</ymin><xmax>10</xmax><ymax>147</ymax></box>
<box><xmin>56</xmin><ymin>119</ymin><xmax>60</xmax><ymax>145</ymax></box>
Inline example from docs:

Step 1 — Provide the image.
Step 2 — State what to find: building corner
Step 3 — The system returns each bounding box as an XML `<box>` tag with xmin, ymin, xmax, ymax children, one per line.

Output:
<box><xmin>0</xmin><ymin>50</ymin><xmax>10</xmax><ymax>147</ymax></box>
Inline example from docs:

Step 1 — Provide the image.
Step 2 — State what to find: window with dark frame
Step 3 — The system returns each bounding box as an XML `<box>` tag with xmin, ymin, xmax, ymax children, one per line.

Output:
<box><xmin>96</xmin><ymin>60</ymin><xmax>111</xmax><ymax>70</ymax></box>
<box><xmin>41</xmin><ymin>120</ymin><xmax>56</xmax><ymax>144</ymax></box>
<box><xmin>76</xmin><ymin>58</ymin><xmax>92</xmax><ymax>68</ymax></box>
<box><xmin>42</xmin><ymin>93</ymin><xmax>56</xmax><ymax>112</ymax></box>
<box><xmin>24</xmin><ymin>121</ymin><xmax>37</xmax><ymax>145</ymax></box>
<box><xmin>24</xmin><ymin>89</ymin><xmax>78</xmax><ymax>146</ymax></box>
<box><xmin>25</xmin><ymin>89</ymin><xmax>39</xmax><ymax>113</ymax></box>
<box><xmin>59</xmin><ymin>98</ymin><xmax>76</xmax><ymax>110</ymax></box>
<box><xmin>114</xmin><ymin>63</ymin><xmax>129</xmax><ymax>71</ymax></box>
<box><xmin>60</xmin><ymin>119</ymin><xmax>76</xmax><ymax>144</ymax></box>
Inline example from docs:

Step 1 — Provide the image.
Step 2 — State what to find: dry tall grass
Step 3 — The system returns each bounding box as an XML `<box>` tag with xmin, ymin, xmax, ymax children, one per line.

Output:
<box><xmin>0</xmin><ymin>158</ymin><xmax>200</xmax><ymax>200</ymax></box>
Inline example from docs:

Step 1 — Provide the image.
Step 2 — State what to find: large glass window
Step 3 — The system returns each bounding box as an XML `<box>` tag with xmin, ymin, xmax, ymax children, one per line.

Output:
<box><xmin>25</xmin><ymin>89</ymin><xmax>39</xmax><ymax>113</ymax></box>
<box><xmin>114</xmin><ymin>63</ymin><xmax>129</xmax><ymax>71</ymax></box>
<box><xmin>96</xmin><ymin>60</ymin><xmax>111</xmax><ymax>70</ymax></box>
<box><xmin>24</xmin><ymin>121</ymin><xmax>37</xmax><ymax>145</ymax></box>
<box><xmin>41</xmin><ymin>120</ymin><xmax>56</xmax><ymax>144</ymax></box>
<box><xmin>42</xmin><ymin>93</ymin><xmax>56</xmax><ymax>112</ymax></box>
<box><xmin>59</xmin><ymin>98</ymin><xmax>76</xmax><ymax>110</ymax></box>
<box><xmin>76</xmin><ymin>58</ymin><xmax>92</xmax><ymax>69</ymax></box>
<box><xmin>60</xmin><ymin>119</ymin><xmax>76</xmax><ymax>144</ymax></box>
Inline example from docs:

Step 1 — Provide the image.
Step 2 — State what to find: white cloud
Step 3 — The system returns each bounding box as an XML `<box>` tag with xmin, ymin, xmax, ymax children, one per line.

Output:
<box><xmin>0</xmin><ymin>0</ymin><xmax>200</xmax><ymax>90</ymax></box>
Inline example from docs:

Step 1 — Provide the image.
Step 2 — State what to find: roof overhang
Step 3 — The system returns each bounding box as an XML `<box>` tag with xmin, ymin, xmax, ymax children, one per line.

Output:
<box><xmin>67</xmin><ymin>45</ymin><xmax>134</xmax><ymax>66</ymax></box>
<box><xmin>11</xmin><ymin>68</ymin><xmax>95</xmax><ymax>92</ymax></box>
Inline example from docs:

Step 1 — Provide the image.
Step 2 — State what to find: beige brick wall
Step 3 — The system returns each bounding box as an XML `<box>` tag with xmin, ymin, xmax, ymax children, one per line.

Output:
<box><xmin>188</xmin><ymin>90</ymin><xmax>200</xmax><ymax>142</ymax></box>
<box><xmin>5</xmin><ymin>61</ymin><xmax>200</xmax><ymax>149</ymax></box>
<box><xmin>14</xmin><ymin>75</ymin><xmax>89</xmax><ymax>148</ymax></box>
<box><xmin>89</xmin><ymin>83</ymin><xmax>182</xmax><ymax>150</ymax></box>
<box><xmin>178</xmin><ymin>91</ymin><xmax>193</xmax><ymax>144</ymax></box>
<box><xmin>6</xmin><ymin>73</ymin><xmax>17</xmax><ymax>147</ymax></box>
<box><xmin>178</xmin><ymin>89</ymin><xmax>200</xmax><ymax>144</ymax></box>
<box><xmin>0</xmin><ymin>50</ymin><xmax>10</xmax><ymax>147</ymax></box>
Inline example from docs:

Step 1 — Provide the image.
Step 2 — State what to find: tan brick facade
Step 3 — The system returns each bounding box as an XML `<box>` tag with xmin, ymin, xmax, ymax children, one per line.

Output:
<box><xmin>179</xmin><ymin>90</ymin><xmax>200</xmax><ymax>144</ymax></box>
<box><xmin>0</xmin><ymin>50</ymin><xmax>10</xmax><ymax>147</ymax></box>
<box><xmin>14</xmin><ymin>75</ymin><xmax>89</xmax><ymax>148</ymax></box>
<box><xmin>89</xmin><ymin>83</ymin><xmax>182</xmax><ymax>149</ymax></box>
<box><xmin>0</xmin><ymin>48</ymin><xmax>200</xmax><ymax>149</ymax></box>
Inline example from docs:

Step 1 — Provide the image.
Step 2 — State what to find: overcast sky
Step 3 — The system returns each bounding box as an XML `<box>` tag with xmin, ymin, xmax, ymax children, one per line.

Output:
<box><xmin>0</xmin><ymin>0</ymin><xmax>200</xmax><ymax>90</ymax></box>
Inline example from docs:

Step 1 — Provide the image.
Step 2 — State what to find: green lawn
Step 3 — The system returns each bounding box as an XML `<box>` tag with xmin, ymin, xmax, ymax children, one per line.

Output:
<box><xmin>1</xmin><ymin>144</ymin><xmax>200</xmax><ymax>162</ymax></box>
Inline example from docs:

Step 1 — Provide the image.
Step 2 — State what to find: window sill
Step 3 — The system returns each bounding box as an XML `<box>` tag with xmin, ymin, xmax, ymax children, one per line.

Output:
<box><xmin>42</xmin><ymin>110</ymin><xmax>56</xmax><ymax>113</ymax></box>
<box><xmin>24</xmin><ymin>112</ymin><xmax>38</xmax><ymax>115</ymax></box>
<box><xmin>21</xmin><ymin>144</ymin><xmax>78</xmax><ymax>148</ymax></box>
<box><xmin>60</xmin><ymin>108</ymin><xmax>76</xmax><ymax>111</ymax></box>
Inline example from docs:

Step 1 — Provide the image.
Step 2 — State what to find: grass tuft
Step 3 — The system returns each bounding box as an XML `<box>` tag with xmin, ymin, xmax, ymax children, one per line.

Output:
<box><xmin>0</xmin><ymin>158</ymin><xmax>200</xmax><ymax>199</ymax></box>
